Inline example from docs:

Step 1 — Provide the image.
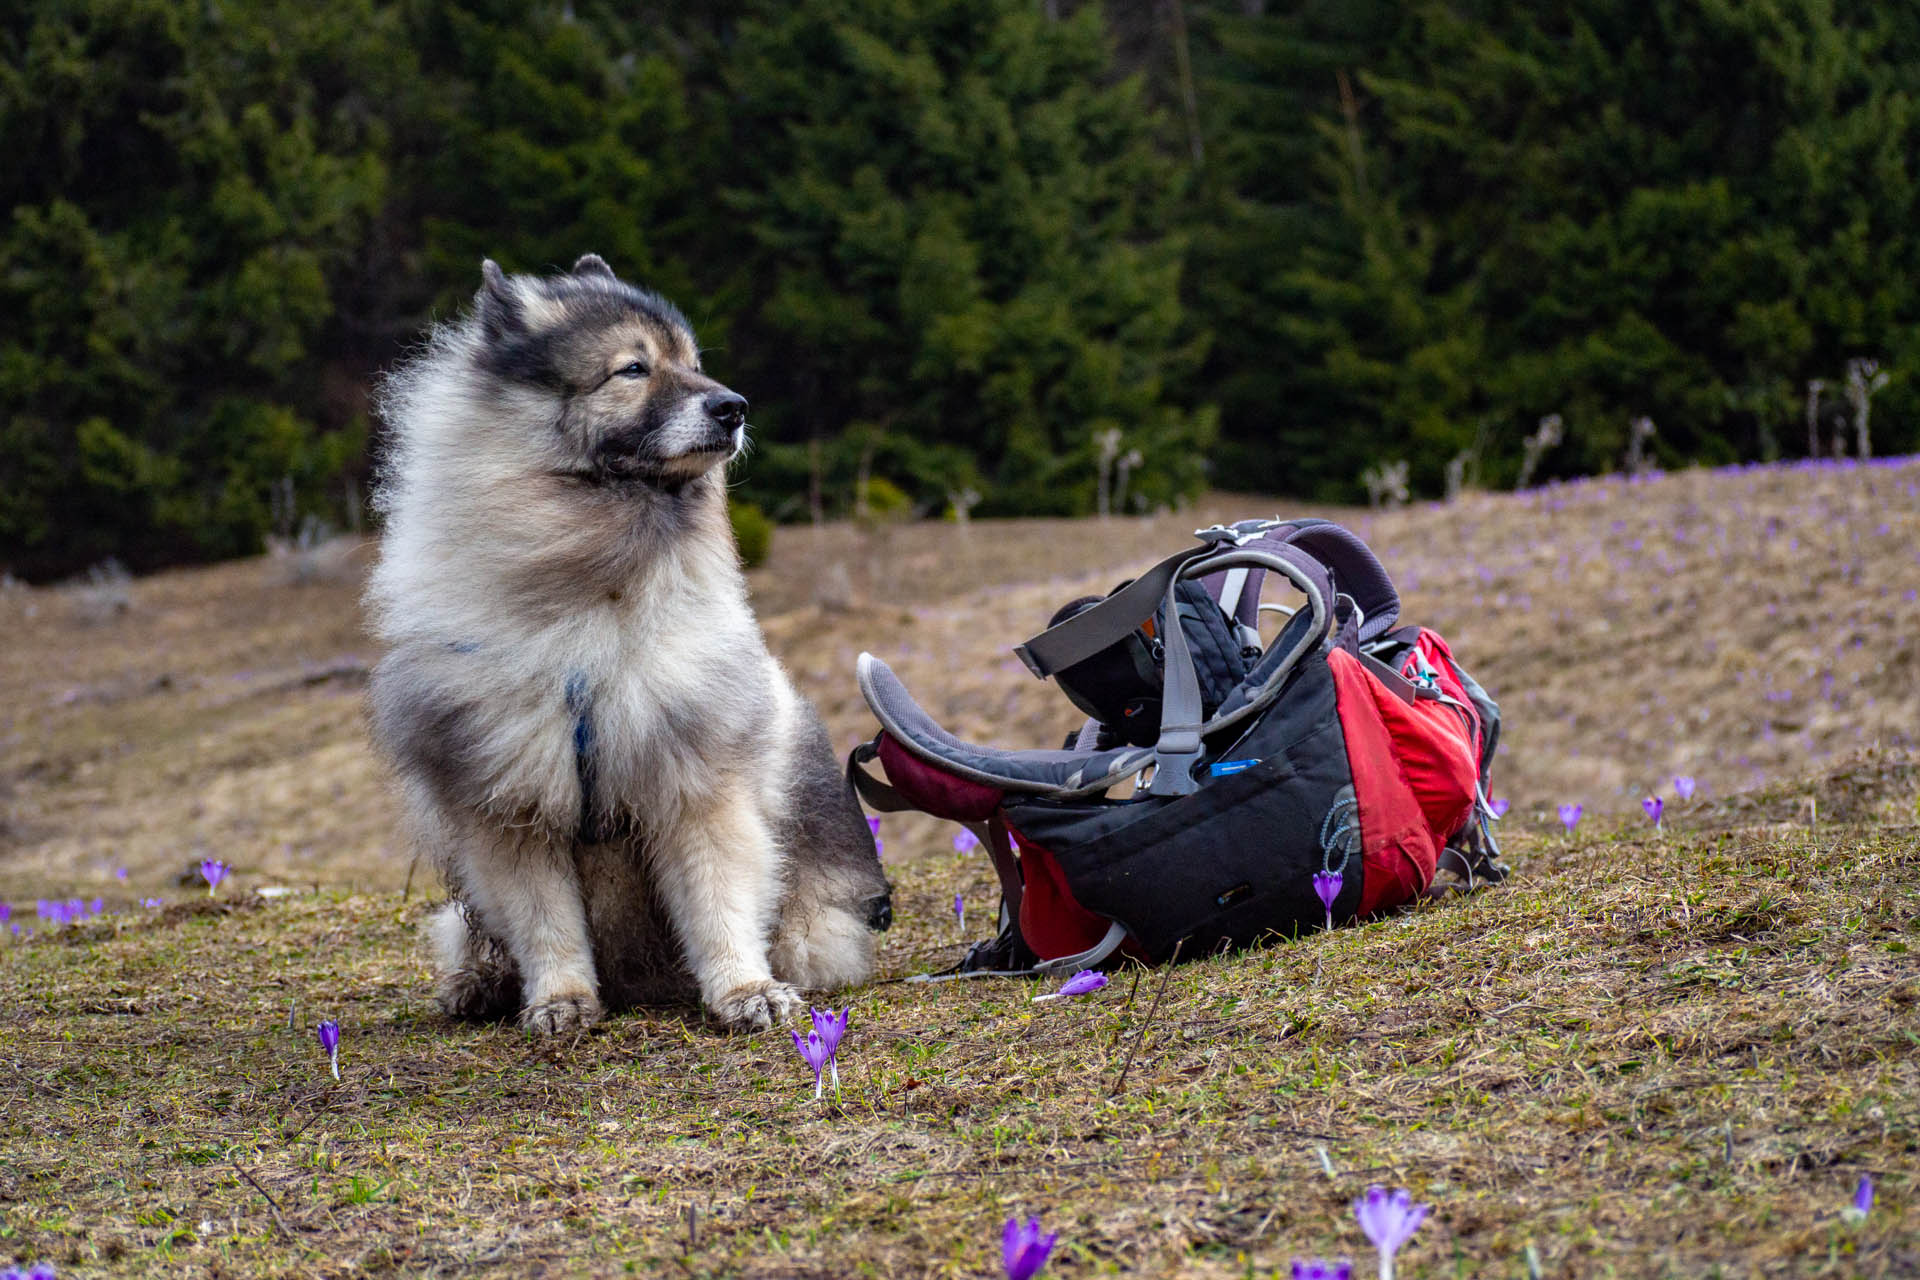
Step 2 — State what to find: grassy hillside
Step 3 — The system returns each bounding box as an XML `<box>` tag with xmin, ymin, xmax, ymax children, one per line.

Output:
<box><xmin>1</xmin><ymin>461</ymin><xmax>1917</xmax><ymax>1275</ymax></box>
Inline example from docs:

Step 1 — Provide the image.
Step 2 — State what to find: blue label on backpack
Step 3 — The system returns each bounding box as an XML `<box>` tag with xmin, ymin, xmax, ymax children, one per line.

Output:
<box><xmin>1209</xmin><ymin>758</ymin><xmax>1260</xmax><ymax>777</ymax></box>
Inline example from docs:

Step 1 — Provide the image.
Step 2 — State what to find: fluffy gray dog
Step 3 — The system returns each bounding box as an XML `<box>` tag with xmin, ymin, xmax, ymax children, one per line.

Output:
<box><xmin>365</xmin><ymin>254</ymin><xmax>891</xmax><ymax>1035</ymax></box>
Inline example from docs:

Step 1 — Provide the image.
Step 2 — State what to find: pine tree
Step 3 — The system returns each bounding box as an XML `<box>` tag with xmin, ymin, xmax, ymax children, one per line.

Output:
<box><xmin>712</xmin><ymin>0</ymin><xmax>1215</xmax><ymax>518</ymax></box>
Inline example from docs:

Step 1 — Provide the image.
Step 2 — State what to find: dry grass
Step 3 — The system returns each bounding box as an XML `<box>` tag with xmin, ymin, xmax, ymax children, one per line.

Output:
<box><xmin>1</xmin><ymin>462</ymin><xmax>1918</xmax><ymax>1276</ymax></box>
<box><xmin>1</xmin><ymin>822</ymin><xmax>1914</xmax><ymax>1277</ymax></box>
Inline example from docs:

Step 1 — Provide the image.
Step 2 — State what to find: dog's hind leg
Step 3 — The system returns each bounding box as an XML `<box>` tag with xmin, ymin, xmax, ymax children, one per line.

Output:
<box><xmin>428</xmin><ymin>901</ymin><xmax>523</xmax><ymax>1020</ymax></box>
<box><xmin>771</xmin><ymin>885</ymin><xmax>877</xmax><ymax>993</ymax></box>
<box><xmin>651</xmin><ymin>787</ymin><xmax>801</xmax><ymax>1032</ymax></box>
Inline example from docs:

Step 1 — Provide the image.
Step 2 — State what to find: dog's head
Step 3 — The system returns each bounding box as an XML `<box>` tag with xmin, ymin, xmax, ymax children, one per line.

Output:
<box><xmin>471</xmin><ymin>255</ymin><xmax>745</xmax><ymax>487</ymax></box>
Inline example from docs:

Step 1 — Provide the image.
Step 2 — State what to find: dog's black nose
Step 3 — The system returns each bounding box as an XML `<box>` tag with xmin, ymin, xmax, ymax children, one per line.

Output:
<box><xmin>862</xmin><ymin>892</ymin><xmax>893</xmax><ymax>932</ymax></box>
<box><xmin>704</xmin><ymin>391</ymin><xmax>747</xmax><ymax>429</ymax></box>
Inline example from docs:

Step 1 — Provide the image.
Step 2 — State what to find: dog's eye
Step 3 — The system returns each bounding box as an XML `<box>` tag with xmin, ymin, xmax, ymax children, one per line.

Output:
<box><xmin>616</xmin><ymin>362</ymin><xmax>648</xmax><ymax>380</ymax></box>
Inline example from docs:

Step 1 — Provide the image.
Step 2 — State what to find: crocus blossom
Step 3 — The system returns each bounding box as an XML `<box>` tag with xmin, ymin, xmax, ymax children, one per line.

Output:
<box><xmin>1292</xmin><ymin>1261</ymin><xmax>1353</xmax><ymax>1280</ymax></box>
<box><xmin>791</xmin><ymin>1028</ymin><xmax>831</xmax><ymax>1100</ymax></box>
<box><xmin>954</xmin><ymin>893</ymin><xmax>966</xmax><ymax>932</ymax></box>
<box><xmin>1843</xmin><ymin>1173</ymin><xmax>1874</xmax><ymax>1223</ymax></box>
<box><xmin>1003</xmin><ymin>1216</ymin><xmax>1058</xmax><ymax>1280</ymax></box>
<box><xmin>1674</xmin><ymin>776</ymin><xmax>1696</xmax><ymax>800</ymax></box>
<box><xmin>1353</xmin><ymin>1185</ymin><xmax>1429</xmax><ymax>1280</ymax></box>
<box><xmin>953</xmin><ymin>827</ymin><xmax>980</xmax><ymax>854</ymax></box>
<box><xmin>200</xmin><ymin>859</ymin><xmax>229</xmax><ymax>895</ymax></box>
<box><xmin>1032</xmin><ymin>970</ymin><xmax>1108</xmax><ymax>1002</ymax></box>
<box><xmin>1313</xmin><ymin>870</ymin><xmax>1343</xmax><ymax>930</ymax></box>
<box><xmin>316</xmin><ymin>1019</ymin><xmax>341</xmax><ymax>1080</ymax></box>
<box><xmin>1557</xmin><ymin>803</ymin><xmax>1583</xmax><ymax>834</ymax></box>
<box><xmin>1488</xmin><ymin>797</ymin><xmax>1510</xmax><ymax>818</ymax></box>
<box><xmin>866</xmin><ymin>816</ymin><xmax>883</xmax><ymax>859</ymax></box>
<box><xmin>1642</xmin><ymin>795</ymin><xmax>1664</xmax><ymax>826</ymax></box>
<box><xmin>810</xmin><ymin>1005</ymin><xmax>849</xmax><ymax>1091</ymax></box>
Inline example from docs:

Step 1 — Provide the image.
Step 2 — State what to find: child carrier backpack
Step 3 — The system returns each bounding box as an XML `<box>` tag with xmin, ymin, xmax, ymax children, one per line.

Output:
<box><xmin>847</xmin><ymin>517</ymin><xmax>1507</xmax><ymax>977</ymax></box>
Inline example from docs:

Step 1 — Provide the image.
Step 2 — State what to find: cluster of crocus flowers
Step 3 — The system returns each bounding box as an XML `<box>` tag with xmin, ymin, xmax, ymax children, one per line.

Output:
<box><xmin>200</xmin><ymin>858</ymin><xmax>229</xmax><ymax>896</ymax></box>
<box><xmin>34</xmin><ymin>898</ymin><xmax>106</xmax><ymax>927</ymax></box>
<box><xmin>0</xmin><ymin>1262</ymin><xmax>57</xmax><ymax>1279</ymax></box>
<box><xmin>1353</xmin><ymin>1185</ymin><xmax>1429</xmax><ymax>1280</ymax></box>
<box><xmin>791</xmin><ymin>1006</ymin><xmax>849</xmax><ymax>1099</ymax></box>
<box><xmin>1557</xmin><ymin>802</ymin><xmax>1583</xmax><ymax>834</ymax></box>
<box><xmin>317</xmin><ymin>1019</ymin><xmax>341</xmax><ymax>1080</ymax></box>
<box><xmin>1312</xmin><ymin>871</ymin><xmax>1343</xmax><ymax>930</ymax></box>
<box><xmin>1002</xmin><ymin>1216</ymin><xmax>1057</xmax><ymax>1280</ymax></box>
<box><xmin>1031</xmin><ymin>969</ymin><xmax>1108</xmax><ymax>1003</ymax></box>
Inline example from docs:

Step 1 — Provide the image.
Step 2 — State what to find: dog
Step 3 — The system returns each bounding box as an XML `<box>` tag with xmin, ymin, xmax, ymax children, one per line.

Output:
<box><xmin>364</xmin><ymin>254</ymin><xmax>891</xmax><ymax>1035</ymax></box>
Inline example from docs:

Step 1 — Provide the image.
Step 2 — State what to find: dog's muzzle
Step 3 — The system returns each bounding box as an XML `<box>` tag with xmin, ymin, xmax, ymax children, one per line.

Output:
<box><xmin>862</xmin><ymin>892</ymin><xmax>893</xmax><ymax>932</ymax></box>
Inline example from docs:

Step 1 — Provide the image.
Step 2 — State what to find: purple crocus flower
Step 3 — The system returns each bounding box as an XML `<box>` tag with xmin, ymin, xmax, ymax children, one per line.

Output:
<box><xmin>866</xmin><ymin>815</ymin><xmax>883</xmax><ymax>860</ymax></box>
<box><xmin>791</xmin><ymin>1028</ymin><xmax>831</xmax><ymax>1100</ymax></box>
<box><xmin>89</xmin><ymin>898</ymin><xmax>104</xmax><ymax>916</ymax></box>
<box><xmin>1002</xmin><ymin>1216</ymin><xmax>1058</xmax><ymax>1280</ymax></box>
<box><xmin>809</xmin><ymin>1005</ymin><xmax>849</xmax><ymax>1091</ymax></box>
<box><xmin>1353</xmin><ymin>1185</ymin><xmax>1429</xmax><ymax>1280</ymax></box>
<box><xmin>0</xmin><ymin>903</ymin><xmax>10</xmax><ymax>924</ymax></box>
<box><xmin>954</xmin><ymin>893</ymin><xmax>966</xmax><ymax>932</ymax></box>
<box><xmin>1557</xmin><ymin>803</ymin><xmax>1583</xmax><ymax>834</ymax></box>
<box><xmin>200</xmin><ymin>858</ymin><xmax>229</xmax><ymax>895</ymax></box>
<box><xmin>1845</xmin><ymin>1173</ymin><xmax>1874</xmax><ymax>1222</ymax></box>
<box><xmin>1674</xmin><ymin>776</ymin><xmax>1696</xmax><ymax>800</ymax></box>
<box><xmin>1313</xmin><ymin>870</ymin><xmax>1343</xmax><ymax>930</ymax></box>
<box><xmin>1032</xmin><ymin>970</ymin><xmax>1108</xmax><ymax>1002</ymax></box>
<box><xmin>1292</xmin><ymin>1261</ymin><xmax>1353</xmax><ymax>1280</ymax></box>
<box><xmin>140</xmin><ymin>897</ymin><xmax>164</xmax><ymax>909</ymax></box>
<box><xmin>316</xmin><ymin>1019</ymin><xmax>341</xmax><ymax>1079</ymax></box>
<box><xmin>953</xmin><ymin>827</ymin><xmax>980</xmax><ymax>854</ymax></box>
<box><xmin>1642</xmin><ymin>795</ymin><xmax>1663</xmax><ymax>827</ymax></box>
<box><xmin>1488</xmin><ymin>797</ymin><xmax>1510</xmax><ymax>819</ymax></box>
<box><xmin>114</xmin><ymin>867</ymin><xmax>129</xmax><ymax>882</ymax></box>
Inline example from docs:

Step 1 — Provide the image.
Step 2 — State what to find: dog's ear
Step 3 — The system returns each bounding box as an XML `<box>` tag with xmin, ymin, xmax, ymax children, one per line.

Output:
<box><xmin>572</xmin><ymin>253</ymin><xmax>616</xmax><ymax>281</ymax></box>
<box><xmin>477</xmin><ymin>259</ymin><xmax>523</xmax><ymax>339</ymax></box>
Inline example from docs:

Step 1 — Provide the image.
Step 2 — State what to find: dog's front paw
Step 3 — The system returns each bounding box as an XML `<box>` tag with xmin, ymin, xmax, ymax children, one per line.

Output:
<box><xmin>520</xmin><ymin>988</ymin><xmax>602</xmax><ymax>1037</ymax></box>
<box><xmin>710</xmin><ymin>980</ymin><xmax>803</xmax><ymax>1032</ymax></box>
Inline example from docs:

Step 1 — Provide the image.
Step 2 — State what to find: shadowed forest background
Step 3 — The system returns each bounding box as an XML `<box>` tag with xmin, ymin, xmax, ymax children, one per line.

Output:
<box><xmin>5</xmin><ymin>0</ymin><xmax>1919</xmax><ymax>579</ymax></box>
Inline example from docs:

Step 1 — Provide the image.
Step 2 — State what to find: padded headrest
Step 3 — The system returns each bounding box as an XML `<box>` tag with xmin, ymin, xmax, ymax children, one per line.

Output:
<box><xmin>857</xmin><ymin>654</ymin><xmax>1153</xmax><ymax>795</ymax></box>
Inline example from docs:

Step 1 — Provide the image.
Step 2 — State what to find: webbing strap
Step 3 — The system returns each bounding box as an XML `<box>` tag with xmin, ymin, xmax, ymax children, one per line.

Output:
<box><xmin>983</xmin><ymin>815</ymin><xmax>1024</xmax><ymax>930</ymax></box>
<box><xmin>1013</xmin><ymin>545</ymin><xmax>1211</xmax><ymax>677</ymax></box>
<box><xmin>1146</xmin><ymin>569</ymin><xmax>1203</xmax><ymax>795</ymax></box>
<box><xmin>846</xmin><ymin>738</ymin><xmax>917</xmax><ymax>812</ymax></box>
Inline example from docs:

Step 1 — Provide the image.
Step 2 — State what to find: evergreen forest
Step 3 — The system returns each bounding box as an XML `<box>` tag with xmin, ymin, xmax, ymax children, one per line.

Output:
<box><xmin>4</xmin><ymin>0</ymin><xmax>1917</xmax><ymax>578</ymax></box>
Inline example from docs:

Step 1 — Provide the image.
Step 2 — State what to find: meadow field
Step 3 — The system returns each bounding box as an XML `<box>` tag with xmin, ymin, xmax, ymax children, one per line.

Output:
<box><xmin>1</xmin><ymin>460</ymin><xmax>1917</xmax><ymax>1277</ymax></box>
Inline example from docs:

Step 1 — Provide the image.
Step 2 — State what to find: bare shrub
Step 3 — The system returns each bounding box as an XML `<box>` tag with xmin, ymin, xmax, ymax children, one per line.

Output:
<box><xmin>1844</xmin><ymin>358</ymin><xmax>1889</xmax><ymax>459</ymax></box>
<box><xmin>1360</xmin><ymin>459</ymin><xmax>1410</xmax><ymax>509</ymax></box>
<box><xmin>65</xmin><ymin>559</ymin><xmax>132</xmax><ymax>625</ymax></box>
<box><xmin>1515</xmin><ymin>413</ymin><xmax>1563</xmax><ymax>489</ymax></box>
<box><xmin>1625</xmin><ymin>416</ymin><xmax>1657</xmax><ymax>474</ymax></box>
<box><xmin>266</xmin><ymin>516</ymin><xmax>361</xmax><ymax>587</ymax></box>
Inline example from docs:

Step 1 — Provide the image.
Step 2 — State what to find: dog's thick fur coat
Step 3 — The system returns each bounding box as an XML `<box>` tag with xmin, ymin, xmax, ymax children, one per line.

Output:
<box><xmin>366</xmin><ymin>255</ymin><xmax>890</xmax><ymax>1034</ymax></box>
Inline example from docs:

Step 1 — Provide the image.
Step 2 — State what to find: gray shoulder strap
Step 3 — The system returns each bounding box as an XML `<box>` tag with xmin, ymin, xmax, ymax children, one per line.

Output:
<box><xmin>1013</xmin><ymin>545</ymin><xmax>1211</xmax><ymax>677</ymax></box>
